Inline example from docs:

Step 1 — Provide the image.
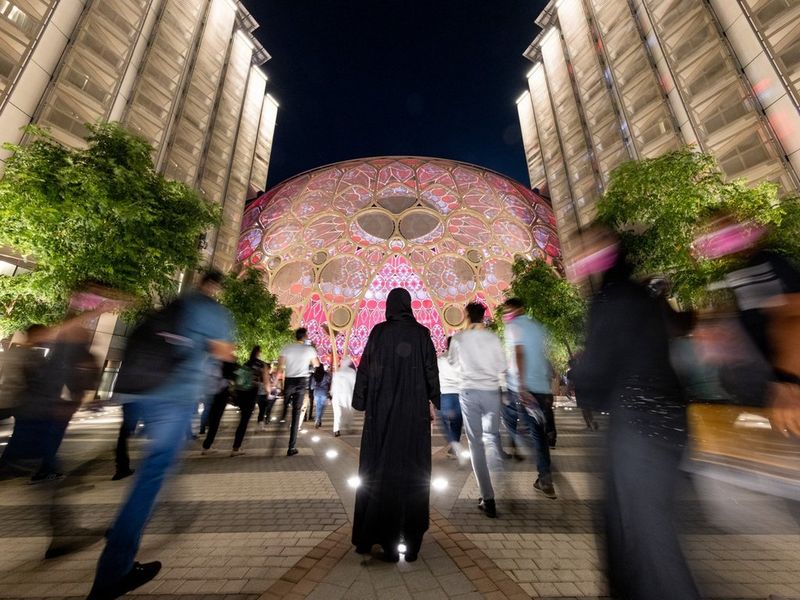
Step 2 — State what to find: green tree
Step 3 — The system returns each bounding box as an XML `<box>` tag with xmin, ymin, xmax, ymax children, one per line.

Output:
<box><xmin>596</xmin><ymin>147</ymin><xmax>800</xmax><ymax>306</ymax></box>
<box><xmin>219</xmin><ymin>268</ymin><xmax>293</xmax><ymax>362</ymax></box>
<box><xmin>0</xmin><ymin>123</ymin><xmax>219</xmax><ymax>335</ymax></box>
<box><xmin>509</xmin><ymin>257</ymin><xmax>586</xmax><ymax>370</ymax></box>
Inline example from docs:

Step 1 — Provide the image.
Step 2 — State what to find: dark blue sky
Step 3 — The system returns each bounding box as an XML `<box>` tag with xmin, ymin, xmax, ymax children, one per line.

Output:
<box><xmin>242</xmin><ymin>1</ymin><xmax>546</xmax><ymax>190</ymax></box>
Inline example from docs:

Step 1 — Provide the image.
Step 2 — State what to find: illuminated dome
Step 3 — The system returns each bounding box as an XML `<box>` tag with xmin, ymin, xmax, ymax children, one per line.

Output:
<box><xmin>236</xmin><ymin>157</ymin><xmax>561</xmax><ymax>363</ymax></box>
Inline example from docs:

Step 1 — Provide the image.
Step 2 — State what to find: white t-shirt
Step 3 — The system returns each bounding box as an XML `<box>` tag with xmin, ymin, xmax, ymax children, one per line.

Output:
<box><xmin>280</xmin><ymin>342</ymin><xmax>318</xmax><ymax>378</ymax></box>
<box><xmin>437</xmin><ymin>354</ymin><xmax>461</xmax><ymax>395</ymax></box>
<box><xmin>449</xmin><ymin>327</ymin><xmax>507</xmax><ymax>391</ymax></box>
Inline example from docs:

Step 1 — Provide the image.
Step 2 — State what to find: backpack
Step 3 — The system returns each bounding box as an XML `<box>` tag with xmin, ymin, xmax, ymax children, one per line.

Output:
<box><xmin>115</xmin><ymin>299</ymin><xmax>192</xmax><ymax>395</ymax></box>
<box><xmin>235</xmin><ymin>363</ymin><xmax>255</xmax><ymax>391</ymax></box>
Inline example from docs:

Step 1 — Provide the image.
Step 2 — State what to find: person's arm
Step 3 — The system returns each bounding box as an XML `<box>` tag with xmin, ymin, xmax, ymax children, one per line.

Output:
<box><xmin>514</xmin><ymin>344</ymin><xmax>535</xmax><ymax>406</ymax></box>
<box><xmin>424</xmin><ymin>336</ymin><xmax>441</xmax><ymax>410</ymax></box>
<box><xmin>276</xmin><ymin>355</ymin><xmax>286</xmax><ymax>385</ymax></box>
<box><xmin>310</xmin><ymin>349</ymin><xmax>320</xmax><ymax>369</ymax></box>
<box><xmin>352</xmin><ymin>332</ymin><xmax>375</xmax><ymax>411</ymax></box>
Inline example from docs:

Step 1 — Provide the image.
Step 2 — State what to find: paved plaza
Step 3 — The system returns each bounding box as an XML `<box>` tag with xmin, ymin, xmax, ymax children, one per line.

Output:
<box><xmin>0</xmin><ymin>402</ymin><xmax>798</xmax><ymax>599</ymax></box>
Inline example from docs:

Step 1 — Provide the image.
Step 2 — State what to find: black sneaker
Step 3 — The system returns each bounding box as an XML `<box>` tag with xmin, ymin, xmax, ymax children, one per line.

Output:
<box><xmin>534</xmin><ymin>478</ymin><xmax>557</xmax><ymax>499</ymax></box>
<box><xmin>87</xmin><ymin>560</ymin><xmax>161</xmax><ymax>599</ymax></box>
<box><xmin>478</xmin><ymin>498</ymin><xmax>497</xmax><ymax>518</ymax></box>
<box><xmin>111</xmin><ymin>469</ymin><xmax>134</xmax><ymax>481</ymax></box>
<box><xmin>334</xmin><ymin>431</ymin><xmax>340</xmax><ymax>437</ymax></box>
<box><xmin>287</xmin><ymin>448</ymin><xmax>299</xmax><ymax>456</ymax></box>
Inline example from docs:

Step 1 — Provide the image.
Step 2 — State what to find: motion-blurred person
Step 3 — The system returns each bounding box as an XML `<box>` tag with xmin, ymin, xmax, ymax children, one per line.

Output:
<box><xmin>352</xmin><ymin>288</ymin><xmax>440</xmax><ymax>562</ymax></box>
<box><xmin>449</xmin><ymin>303</ymin><xmax>506</xmax><ymax>516</ymax></box>
<box><xmin>200</xmin><ymin>360</ymin><xmax>236</xmax><ymax>454</ymax></box>
<box><xmin>256</xmin><ymin>362</ymin><xmax>274</xmax><ymax>430</ymax></box>
<box><xmin>436</xmin><ymin>336</ymin><xmax>466</xmax><ymax>462</ymax></box>
<box><xmin>331</xmin><ymin>357</ymin><xmax>356</xmax><ymax>437</ymax></box>
<box><xmin>226</xmin><ymin>345</ymin><xmax>266</xmax><ymax>455</ymax></box>
<box><xmin>568</xmin><ymin>354</ymin><xmax>597</xmax><ymax>430</ymax></box>
<box><xmin>276</xmin><ymin>328</ymin><xmax>319</xmax><ymax>456</ymax></box>
<box><xmin>0</xmin><ymin>324</ymin><xmax>47</xmax><ymax>423</ymax></box>
<box><xmin>89</xmin><ymin>270</ymin><xmax>234</xmax><ymax>600</ymax></box>
<box><xmin>571</xmin><ymin>228</ymin><xmax>699</xmax><ymax>600</ymax></box>
<box><xmin>501</xmin><ymin>297</ymin><xmax>557</xmax><ymax>500</ymax></box>
<box><xmin>312</xmin><ymin>364</ymin><xmax>331</xmax><ymax>428</ymax></box>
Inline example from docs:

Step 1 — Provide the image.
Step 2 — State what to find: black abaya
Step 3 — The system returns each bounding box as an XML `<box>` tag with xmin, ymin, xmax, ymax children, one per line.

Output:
<box><xmin>351</xmin><ymin>288</ymin><xmax>440</xmax><ymax>555</ymax></box>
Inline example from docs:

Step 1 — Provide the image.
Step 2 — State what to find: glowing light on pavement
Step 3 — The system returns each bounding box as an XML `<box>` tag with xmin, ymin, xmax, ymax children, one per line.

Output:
<box><xmin>326</xmin><ymin>449</ymin><xmax>338</xmax><ymax>459</ymax></box>
<box><xmin>311</xmin><ymin>436</ymin><xmax>320</xmax><ymax>443</ymax></box>
<box><xmin>432</xmin><ymin>477</ymin><xmax>448</xmax><ymax>491</ymax></box>
<box><xmin>397</xmin><ymin>543</ymin><xmax>407</xmax><ymax>553</ymax></box>
<box><xmin>347</xmin><ymin>476</ymin><xmax>361</xmax><ymax>488</ymax></box>
<box><xmin>460</xmin><ymin>450</ymin><xmax>471</xmax><ymax>459</ymax></box>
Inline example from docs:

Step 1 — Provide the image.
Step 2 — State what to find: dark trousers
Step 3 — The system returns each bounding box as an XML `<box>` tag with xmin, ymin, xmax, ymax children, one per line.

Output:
<box><xmin>502</xmin><ymin>390</ymin><xmax>552</xmax><ymax>479</ymax></box>
<box><xmin>540</xmin><ymin>394</ymin><xmax>557</xmax><ymax>446</ymax></box>
<box><xmin>605</xmin><ymin>410</ymin><xmax>698</xmax><ymax>600</ymax></box>
<box><xmin>257</xmin><ymin>394</ymin><xmax>276</xmax><ymax>423</ymax></box>
<box><xmin>114</xmin><ymin>403</ymin><xmax>141</xmax><ymax>474</ymax></box>
<box><xmin>202</xmin><ymin>388</ymin><xmax>231</xmax><ymax>450</ymax></box>
<box><xmin>436</xmin><ymin>393</ymin><xmax>463</xmax><ymax>443</ymax></box>
<box><xmin>284</xmin><ymin>377</ymin><xmax>308</xmax><ymax>451</ymax></box>
<box><xmin>232</xmin><ymin>389</ymin><xmax>257</xmax><ymax>450</ymax></box>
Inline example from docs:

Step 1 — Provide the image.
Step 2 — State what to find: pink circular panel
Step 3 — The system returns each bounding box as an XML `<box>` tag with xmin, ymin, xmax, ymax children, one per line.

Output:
<box><xmin>447</xmin><ymin>212</ymin><xmax>491</xmax><ymax>247</ymax></box>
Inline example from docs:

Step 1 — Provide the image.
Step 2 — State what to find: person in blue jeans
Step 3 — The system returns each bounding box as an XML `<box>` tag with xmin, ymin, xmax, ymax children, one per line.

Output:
<box><xmin>88</xmin><ymin>271</ymin><xmax>234</xmax><ymax>600</ymax></box>
<box><xmin>436</xmin><ymin>337</ymin><xmax>466</xmax><ymax>463</ymax></box>
<box><xmin>312</xmin><ymin>366</ymin><xmax>331</xmax><ymax>428</ymax></box>
<box><xmin>501</xmin><ymin>297</ymin><xmax>556</xmax><ymax>499</ymax></box>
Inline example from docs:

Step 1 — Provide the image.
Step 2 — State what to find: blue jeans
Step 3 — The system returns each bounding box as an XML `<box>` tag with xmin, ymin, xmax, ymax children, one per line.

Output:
<box><xmin>93</xmin><ymin>397</ymin><xmax>194</xmax><ymax>589</ymax></box>
<box><xmin>436</xmin><ymin>393</ymin><xmax>463</xmax><ymax>443</ymax></box>
<box><xmin>502</xmin><ymin>390</ymin><xmax>552</xmax><ymax>479</ymax></box>
<box><xmin>314</xmin><ymin>391</ymin><xmax>327</xmax><ymax>425</ymax></box>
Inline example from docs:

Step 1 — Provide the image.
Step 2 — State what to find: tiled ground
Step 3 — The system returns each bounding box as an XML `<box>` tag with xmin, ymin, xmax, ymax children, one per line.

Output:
<box><xmin>0</xmin><ymin>400</ymin><xmax>798</xmax><ymax>599</ymax></box>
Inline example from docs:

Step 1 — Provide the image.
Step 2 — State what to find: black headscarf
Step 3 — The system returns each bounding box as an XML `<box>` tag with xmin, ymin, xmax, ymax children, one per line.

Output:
<box><xmin>385</xmin><ymin>288</ymin><xmax>415</xmax><ymax>321</ymax></box>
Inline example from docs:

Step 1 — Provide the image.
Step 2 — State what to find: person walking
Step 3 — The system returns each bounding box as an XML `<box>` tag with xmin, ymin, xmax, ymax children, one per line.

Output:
<box><xmin>88</xmin><ymin>271</ymin><xmax>234</xmax><ymax>600</ymax></box>
<box><xmin>571</xmin><ymin>227</ymin><xmax>699</xmax><ymax>600</ymax></box>
<box><xmin>226</xmin><ymin>346</ymin><xmax>265</xmax><ymax>456</ymax></box>
<box><xmin>312</xmin><ymin>365</ymin><xmax>331</xmax><ymax>428</ymax></box>
<box><xmin>436</xmin><ymin>337</ymin><xmax>466</xmax><ymax>463</ymax></box>
<box><xmin>449</xmin><ymin>303</ymin><xmax>507</xmax><ymax>517</ymax></box>
<box><xmin>276</xmin><ymin>328</ymin><xmax>319</xmax><ymax>456</ymax></box>
<box><xmin>501</xmin><ymin>297</ymin><xmax>557</xmax><ymax>499</ymax></box>
<box><xmin>352</xmin><ymin>288</ymin><xmax>440</xmax><ymax>562</ymax></box>
<box><xmin>256</xmin><ymin>362</ymin><xmax>275</xmax><ymax>430</ymax></box>
<box><xmin>331</xmin><ymin>358</ymin><xmax>356</xmax><ymax>436</ymax></box>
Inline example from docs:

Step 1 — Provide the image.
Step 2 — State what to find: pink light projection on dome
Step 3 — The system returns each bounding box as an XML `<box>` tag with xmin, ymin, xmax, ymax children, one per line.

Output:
<box><xmin>236</xmin><ymin>157</ymin><xmax>562</xmax><ymax>365</ymax></box>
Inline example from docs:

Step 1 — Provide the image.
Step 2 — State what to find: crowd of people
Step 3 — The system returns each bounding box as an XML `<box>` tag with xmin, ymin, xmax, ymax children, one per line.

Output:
<box><xmin>0</xmin><ymin>208</ymin><xmax>799</xmax><ymax>600</ymax></box>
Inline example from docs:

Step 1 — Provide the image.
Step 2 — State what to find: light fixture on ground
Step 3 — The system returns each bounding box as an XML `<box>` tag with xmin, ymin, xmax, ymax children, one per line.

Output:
<box><xmin>460</xmin><ymin>450</ymin><xmax>471</xmax><ymax>460</ymax></box>
<box><xmin>347</xmin><ymin>476</ymin><xmax>361</xmax><ymax>489</ymax></box>
<box><xmin>311</xmin><ymin>435</ymin><xmax>320</xmax><ymax>443</ymax></box>
<box><xmin>431</xmin><ymin>477</ymin><xmax>448</xmax><ymax>491</ymax></box>
<box><xmin>397</xmin><ymin>543</ymin><xmax>407</xmax><ymax>554</ymax></box>
<box><xmin>325</xmin><ymin>449</ymin><xmax>338</xmax><ymax>459</ymax></box>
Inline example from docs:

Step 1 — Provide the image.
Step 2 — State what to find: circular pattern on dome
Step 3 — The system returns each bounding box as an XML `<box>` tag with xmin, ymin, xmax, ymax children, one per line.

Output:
<box><xmin>271</xmin><ymin>260</ymin><xmax>315</xmax><ymax>306</ymax></box>
<box><xmin>236</xmin><ymin>229</ymin><xmax>262</xmax><ymax>262</ymax></box>
<box><xmin>319</xmin><ymin>256</ymin><xmax>369</xmax><ymax>303</ymax></box>
<box><xmin>258</xmin><ymin>197</ymin><xmax>291</xmax><ymax>228</ymax></box>
<box><xmin>480</xmin><ymin>258</ymin><xmax>514</xmax><ymax>299</ymax></box>
<box><xmin>377</xmin><ymin>195</ymin><xmax>417</xmax><ymax>214</ymax></box>
<box><xmin>305</xmin><ymin>214</ymin><xmax>348</xmax><ymax>249</ymax></box>
<box><xmin>330</xmin><ymin>305</ymin><xmax>352</xmax><ymax>329</ymax></box>
<box><xmin>267</xmin><ymin>256</ymin><xmax>281</xmax><ymax>270</ymax></box>
<box><xmin>503</xmin><ymin>193</ymin><xmax>537</xmax><ymax>225</ymax></box>
<box><xmin>398</xmin><ymin>210</ymin><xmax>444</xmax><ymax>243</ymax></box>
<box><xmin>241</xmin><ymin>205</ymin><xmax>261</xmax><ymax>230</ymax></box>
<box><xmin>443</xmin><ymin>305</ymin><xmax>465</xmax><ymax>327</ymax></box>
<box><xmin>447</xmin><ymin>212</ymin><xmax>491</xmax><ymax>247</ymax></box>
<box><xmin>533</xmin><ymin>225</ymin><xmax>561</xmax><ymax>257</ymax></box>
<box><xmin>312</xmin><ymin>251</ymin><xmax>328</xmax><ymax>265</ymax></box>
<box><xmin>492</xmin><ymin>218</ymin><xmax>533</xmax><ymax>254</ymax></box>
<box><xmin>426</xmin><ymin>255</ymin><xmax>476</xmax><ymax>302</ymax></box>
<box><xmin>352</xmin><ymin>211</ymin><xmax>395</xmax><ymax>243</ymax></box>
<box><xmin>262</xmin><ymin>220</ymin><xmax>302</xmax><ymax>254</ymax></box>
<box><xmin>466</xmin><ymin>249</ymin><xmax>483</xmax><ymax>264</ymax></box>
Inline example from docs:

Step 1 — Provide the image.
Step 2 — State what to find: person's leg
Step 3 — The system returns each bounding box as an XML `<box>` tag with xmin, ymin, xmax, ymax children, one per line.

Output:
<box><xmin>232</xmin><ymin>391</ymin><xmax>256</xmax><ymax>451</ymax></box>
<box><xmin>540</xmin><ymin>393</ymin><xmax>557</xmax><ymax>447</ymax></box>
<box><xmin>527</xmin><ymin>393</ymin><xmax>553</xmax><ymax>482</ymax></box>
<box><xmin>256</xmin><ymin>394</ymin><xmax>266</xmax><ymax>423</ymax></box>
<box><xmin>287</xmin><ymin>379</ymin><xmax>305</xmax><ymax>452</ymax></box>
<box><xmin>477</xmin><ymin>390</ymin><xmax>502</xmax><ymax>472</ymax></box>
<box><xmin>438</xmin><ymin>394</ymin><xmax>459</xmax><ymax>444</ymax></box>
<box><xmin>34</xmin><ymin>417</ymin><xmax>71</xmax><ymax>478</ymax></box>
<box><xmin>459</xmin><ymin>390</ymin><xmax>494</xmax><ymax>500</ymax></box>
<box><xmin>114</xmin><ymin>403</ymin><xmax>139</xmax><ymax>476</ymax></box>
<box><xmin>199</xmin><ymin>398</ymin><xmax>210</xmax><ymax>434</ymax></box>
<box><xmin>91</xmin><ymin>399</ymin><xmax>193</xmax><ymax>591</ymax></box>
<box><xmin>201</xmin><ymin>390</ymin><xmax>228</xmax><ymax>450</ymax></box>
<box><xmin>314</xmin><ymin>392</ymin><xmax>326</xmax><ymax>426</ymax></box>
<box><xmin>332</xmin><ymin>397</ymin><xmax>342</xmax><ymax>433</ymax></box>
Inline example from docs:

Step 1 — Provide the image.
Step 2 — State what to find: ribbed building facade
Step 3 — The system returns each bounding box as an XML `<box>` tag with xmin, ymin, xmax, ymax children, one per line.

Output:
<box><xmin>517</xmin><ymin>0</ymin><xmax>800</xmax><ymax>266</ymax></box>
<box><xmin>0</xmin><ymin>0</ymin><xmax>278</xmax><ymax>273</ymax></box>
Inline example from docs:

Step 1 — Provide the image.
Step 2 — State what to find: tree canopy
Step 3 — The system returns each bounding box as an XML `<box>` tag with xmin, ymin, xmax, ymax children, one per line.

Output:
<box><xmin>219</xmin><ymin>268</ymin><xmax>293</xmax><ymax>362</ymax></box>
<box><xmin>509</xmin><ymin>257</ymin><xmax>586</xmax><ymax>369</ymax></box>
<box><xmin>0</xmin><ymin>123</ymin><xmax>219</xmax><ymax>335</ymax></box>
<box><xmin>596</xmin><ymin>147</ymin><xmax>800</xmax><ymax>306</ymax></box>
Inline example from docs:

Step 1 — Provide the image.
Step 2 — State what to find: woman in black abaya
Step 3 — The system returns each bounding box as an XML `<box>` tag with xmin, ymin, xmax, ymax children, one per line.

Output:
<box><xmin>351</xmin><ymin>287</ymin><xmax>440</xmax><ymax>562</ymax></box>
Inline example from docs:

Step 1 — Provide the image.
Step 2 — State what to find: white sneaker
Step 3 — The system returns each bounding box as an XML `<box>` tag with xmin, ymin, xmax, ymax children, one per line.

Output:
<box><xmin>230</xmin><ymin>449</ymin><xmax>246</xmax><ymax>457</ymax></box>
<box><xmin>200</xmin><ymin>448</ymin><xmax>217</xmax><ymax>456</ymax></box>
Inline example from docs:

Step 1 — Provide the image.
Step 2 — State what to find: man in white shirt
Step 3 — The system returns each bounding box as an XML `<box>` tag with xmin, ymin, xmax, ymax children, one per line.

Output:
<box><xmin>277</xmin><ymin>328</ymin><xmax>320</xmax><ymax>456</ymax></box>
<box><xmin>449</xmin><ymin>303</ymin><xmax>507</xmax><ymax>518</ymax></box>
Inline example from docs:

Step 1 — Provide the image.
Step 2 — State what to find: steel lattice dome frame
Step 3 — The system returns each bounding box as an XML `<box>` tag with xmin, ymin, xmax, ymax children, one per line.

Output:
<box><xmin>236</xmin><ymin>157</ymin><xmax>562</xmax><ymax>364</ymax></box>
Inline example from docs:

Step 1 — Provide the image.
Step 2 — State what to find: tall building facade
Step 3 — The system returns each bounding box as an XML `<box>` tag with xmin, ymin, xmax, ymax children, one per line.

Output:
<box><xmin>517</xmin><ymin>0</ymin><xmax>800</xmax><ymax>266</ymax></box>
<box><xmin>0</xmin><ymin>0</ymin><xmax>278</xmax><ymax>273</ymax></box>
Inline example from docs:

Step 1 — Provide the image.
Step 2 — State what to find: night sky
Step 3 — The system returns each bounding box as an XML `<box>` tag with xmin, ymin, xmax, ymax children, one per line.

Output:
<box><xmin>242</xmin><ymin>1</ymin><xmax>546</xmax><ymax>190</ymax></box>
